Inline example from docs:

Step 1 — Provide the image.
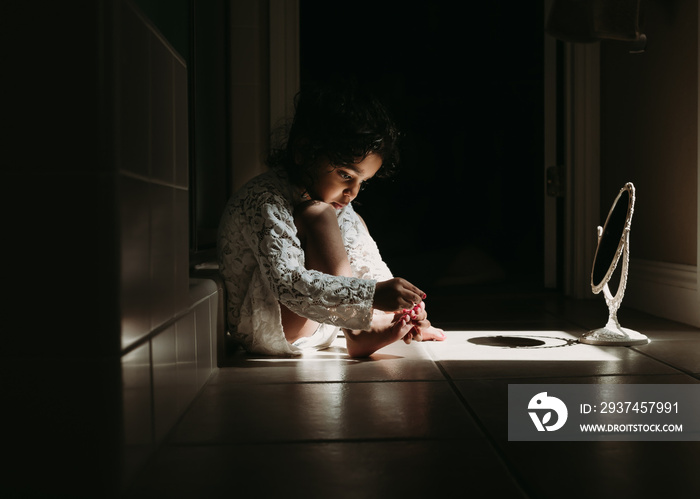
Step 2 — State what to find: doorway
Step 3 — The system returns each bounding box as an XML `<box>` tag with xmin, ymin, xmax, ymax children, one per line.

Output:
<box><xmin>300</xmin><ymin>1</ymin><xmax>546</xmax><ymax>295</ymax></box>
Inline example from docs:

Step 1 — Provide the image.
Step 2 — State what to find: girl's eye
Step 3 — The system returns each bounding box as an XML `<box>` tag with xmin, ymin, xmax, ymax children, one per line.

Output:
<box><xmin>339</xmin><ymin>171</ymin><xmax>352</xmax><ymax>181</ymax></box>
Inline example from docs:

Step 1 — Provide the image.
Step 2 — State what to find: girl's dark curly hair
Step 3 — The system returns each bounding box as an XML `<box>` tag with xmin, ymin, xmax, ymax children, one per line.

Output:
<box><xmin>266</xmin><ymin>79</ymin><xmax>400</xmax><ymax>190</ymax></box>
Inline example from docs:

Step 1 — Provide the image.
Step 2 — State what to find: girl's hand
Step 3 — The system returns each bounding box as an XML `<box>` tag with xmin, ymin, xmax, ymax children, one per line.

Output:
<box><xmin>373</xmin><ymin>277</ymin><xmax>425</xmax><ymax>312</ymax></box>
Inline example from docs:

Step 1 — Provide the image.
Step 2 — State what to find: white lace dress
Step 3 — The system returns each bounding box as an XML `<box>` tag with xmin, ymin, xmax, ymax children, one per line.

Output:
<box><xmin>217</xmin><ymin>167</ymin><xmax>393</xmax><ymax>356</ymax></box>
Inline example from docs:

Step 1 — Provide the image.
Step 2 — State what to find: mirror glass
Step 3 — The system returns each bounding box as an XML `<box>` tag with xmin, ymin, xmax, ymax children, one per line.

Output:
<box><xmin>591</xmin><ymin>188</ymin><xmax>630</xmax><ymax>290</ymax></box>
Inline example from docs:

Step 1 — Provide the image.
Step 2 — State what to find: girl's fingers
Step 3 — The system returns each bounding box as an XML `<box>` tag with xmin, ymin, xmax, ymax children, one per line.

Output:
<box><xmin>412</xmin><ymin>327</ymin><xmax>423</xmax><ymax>342</ymax></box>
<box><xmin>406</xmin><ymin>288</ymin><xmax>425</xmax><ymax>307</ymax></box>
<box><xmin>397</xmin><ymin>316</ymin><xmax>414</xmax><ymax>343</ymax></box>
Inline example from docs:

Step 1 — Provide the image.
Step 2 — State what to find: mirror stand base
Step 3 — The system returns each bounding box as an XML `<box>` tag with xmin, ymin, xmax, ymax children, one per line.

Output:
<box><xmin>580</xmin><ymin>319</ymin><xmax>649</xmax><ymax>346</ymax></box>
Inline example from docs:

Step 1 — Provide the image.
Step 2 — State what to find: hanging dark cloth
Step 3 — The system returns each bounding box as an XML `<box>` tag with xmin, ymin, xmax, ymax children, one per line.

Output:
<box><xmin>546</xmin><ymin>0</ymin><xmax>643</xmax><ymax>43</ymax></box>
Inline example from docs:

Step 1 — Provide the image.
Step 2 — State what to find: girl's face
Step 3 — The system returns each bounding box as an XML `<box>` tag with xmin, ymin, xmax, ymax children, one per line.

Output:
<box><xmin>307</xmin><ymin>153</ymin><xmax>382</xmax><ymax>209</ymax></box>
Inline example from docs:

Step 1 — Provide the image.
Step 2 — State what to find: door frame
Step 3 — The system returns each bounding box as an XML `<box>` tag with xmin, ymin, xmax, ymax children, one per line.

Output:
<box><xmin>545</xmin><ymin>0</ymin><xmax>601</xmax><ymax>298</ymax></box>
<box><xmin>543</xmin><ymin>0</ymin><xmax>558</xmax><ymax>289</ymax></box>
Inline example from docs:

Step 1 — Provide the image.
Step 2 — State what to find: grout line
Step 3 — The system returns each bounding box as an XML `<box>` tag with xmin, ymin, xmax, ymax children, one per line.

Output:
<box><xmin>201</xmin><ymin>376</ymin><xmax>451</xmax><ymax>386</ymax></box>
<box><xmin>126</xmin><ymin>367</ymin><xmax>220</xmax><ymax>493</ymax></box>
<box><xmin>162</xmin><ymin>435</ymin><xmax>486</xmax><ymax>447</ymax></box>
<box><xmin>425</xmin><ymin>372</ymin><xmax>697</xmax><ymax>382</ymax></box>
<box><xmin>433</xmin><ymin>360</ymin><xmax>534</xmax><ymax>499</ymax></box>
<box><xmin>629</xmin><ymin>347</ymin><xmax>700</xmax><ymax>381</ymax></box>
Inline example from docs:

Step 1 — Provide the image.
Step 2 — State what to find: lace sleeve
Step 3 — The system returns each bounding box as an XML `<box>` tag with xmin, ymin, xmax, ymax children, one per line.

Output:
<box><xmin>339</xmin><ymin>204</ymin><xmax>394</xmax><ymax>281</ymax></box>
<box><xmin>241</xmin><ymin>191</ymin><xmax>375</xmax><ymax>330</ymax></box>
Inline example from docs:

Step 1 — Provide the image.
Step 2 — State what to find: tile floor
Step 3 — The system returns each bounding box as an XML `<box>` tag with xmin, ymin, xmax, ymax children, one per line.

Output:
<box><xmin>124</xmin><ymin>291</ymin><xmax>700</xmax><ymax>498</ymax></box>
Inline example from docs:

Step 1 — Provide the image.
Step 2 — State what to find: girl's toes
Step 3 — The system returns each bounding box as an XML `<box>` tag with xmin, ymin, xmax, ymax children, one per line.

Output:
<box><xmin>423</xmin><ymin>327</ymin><xmax>446</xmax><ymax>341</ymax></box>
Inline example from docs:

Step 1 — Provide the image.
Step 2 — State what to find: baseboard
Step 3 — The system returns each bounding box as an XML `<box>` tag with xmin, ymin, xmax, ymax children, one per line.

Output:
<box><xmin>625</xmin><ymin>258</ymin><xmax>700</xmax><ymax>328</ymax></box>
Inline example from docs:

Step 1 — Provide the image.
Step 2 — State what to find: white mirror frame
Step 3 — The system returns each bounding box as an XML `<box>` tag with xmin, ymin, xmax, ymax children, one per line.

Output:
<box><xmin>580</xmin><ymin>182</ymin><xmax>649</xmax><ymax>346</ymax></box>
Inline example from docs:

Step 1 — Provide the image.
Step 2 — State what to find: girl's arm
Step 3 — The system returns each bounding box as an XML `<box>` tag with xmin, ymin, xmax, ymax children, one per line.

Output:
<box><xmin>242</xmin><ymin>192</ymin><xmax>376</xmax><ymax>331</ymax></box>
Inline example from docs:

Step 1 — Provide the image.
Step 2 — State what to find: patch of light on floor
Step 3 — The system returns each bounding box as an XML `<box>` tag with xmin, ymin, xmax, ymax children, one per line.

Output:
<box><xmin>245</xmin><ymin>346</ymin><xmax>361</xmax><ymax>363</ymax></box>
<box><xmin>246</xmin><ymin>357</ymin><xmax>360</xmax><ymax>363</ymax></box>
<box><xmin>425</xmin><ymin>330</ymin><xmax>623</xmax><ymax>362</ymax></box>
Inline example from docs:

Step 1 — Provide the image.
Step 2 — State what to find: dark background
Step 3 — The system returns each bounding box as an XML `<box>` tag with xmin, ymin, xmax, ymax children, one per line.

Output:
<box><xmin>300</xmin><ymin>1</ymin><xmax>545</xmax><ymax>294</ymax></box>
<box><xmin>135</xmin><ymin>0</ymin><xmax>549</xmax><ymax>294</ymax></box>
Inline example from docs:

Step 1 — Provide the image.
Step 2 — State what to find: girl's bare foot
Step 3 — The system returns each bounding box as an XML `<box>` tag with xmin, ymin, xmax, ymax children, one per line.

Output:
<box><xmin>343</xmin><ymin>312</ymin><xmax>413</xmax><ymax>358</ymax></box>
<box><xmin>344</xmin><ymin>310</ymin><xmax>446</xmax><ymax>357</ymax></box>
<box><xmin>415</xmin><ymin>325</ymin><xmax>446</xmax><ymax>341</ymax></box>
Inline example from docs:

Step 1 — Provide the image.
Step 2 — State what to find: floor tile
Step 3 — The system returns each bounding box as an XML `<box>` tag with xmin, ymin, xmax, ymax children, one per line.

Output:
<box><xmin>504</xmin><ymin>440</ymin><xmax>700</xmax><ymax>499</ymax></box>
<box><xmin>216</xmin><ymin>336</ymin><xmax>445</xmax><ymax>383</ymax></box>
<box><xmin>168</xmin><ymin>381</ymin><xmax>484</xmax><ymax>444</ymax></box>
<box><xmin>125</xmin><ymin>440</ymin><xmax>528</xmax><ymax>499</ymax></box>
<box><xmin>633</xmin><ymin>338</ymin><xmax>700</xmax><ymax>376</ymax></box>
<box><xmin>543</xmin><ymin>296</ymin><xmax>608</xmax><ymax>330</ymax></box>
<box><xmin>615</xmin><ymin>309</ymin><xmax>700</xmax><ymax>339</ymax></box>
<box><xmin>452</xmin><ymin>375</ymin><xmax>700</xmax><ymax>498</ymax></box>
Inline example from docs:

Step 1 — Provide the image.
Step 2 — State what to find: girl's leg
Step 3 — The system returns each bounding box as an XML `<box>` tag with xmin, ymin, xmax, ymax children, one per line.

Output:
<box><xmin>280</xmin><ymin>200</ymin><xmax>413</xmax><ymax>356</ymax></box>
<box><xmin>280</xmin><ymin>202</ymin><xmax>352</xmax><ymax>343</ymax></box>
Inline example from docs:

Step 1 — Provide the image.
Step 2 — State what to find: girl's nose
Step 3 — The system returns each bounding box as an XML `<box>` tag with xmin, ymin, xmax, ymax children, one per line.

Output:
<box><xmin>344</xmin><ymin>183</ymin><xmax>360</xmax><ymax>198</ymax></box>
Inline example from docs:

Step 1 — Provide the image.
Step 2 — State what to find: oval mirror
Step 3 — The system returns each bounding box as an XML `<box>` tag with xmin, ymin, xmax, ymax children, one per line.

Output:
<box><xmin>580</xmin><ymin>182</ymin><xmax>649</xmax><ymax>346</ymax></box>
<box><xmin>591</xmin><ymin>185</ymin><xmax>632</xmax><ymax>294</ymax></box>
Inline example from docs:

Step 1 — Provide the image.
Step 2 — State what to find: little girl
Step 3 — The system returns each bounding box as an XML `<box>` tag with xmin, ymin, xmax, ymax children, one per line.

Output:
<box><xmin>217</xmin><ymin>80</ymin><xmax>445</xmax><ymax>357</ymax></box>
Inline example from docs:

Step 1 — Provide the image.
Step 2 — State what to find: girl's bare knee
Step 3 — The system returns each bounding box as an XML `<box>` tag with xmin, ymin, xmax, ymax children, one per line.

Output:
<box><xmin>294</xmin><ymin>200</ymin><xmax>337</xmax><ymax>234</ymax></box>
<box><xmin>293</xmin><ymin>200</ymin><xmax>352</xmax><ymax>277</ymax></box>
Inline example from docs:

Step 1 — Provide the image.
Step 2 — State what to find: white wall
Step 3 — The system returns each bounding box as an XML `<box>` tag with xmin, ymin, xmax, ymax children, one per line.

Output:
<box><xmin>599</xmin><ymin>0</ymin><xmax>700</xmax><ymax>327</ymax></box>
